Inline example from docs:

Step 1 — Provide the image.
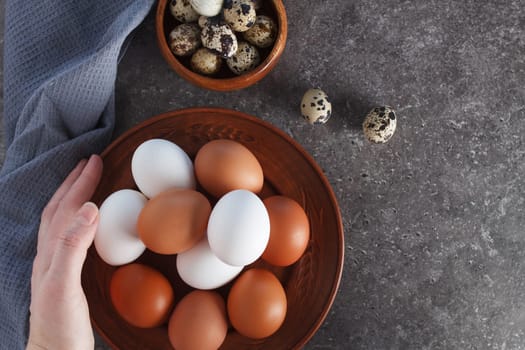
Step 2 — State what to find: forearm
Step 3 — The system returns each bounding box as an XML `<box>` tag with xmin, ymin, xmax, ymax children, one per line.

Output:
<box><xmin>0</xmin><ymin>1</ymin><xmax>155</xmax><ymax>349</ymax></box>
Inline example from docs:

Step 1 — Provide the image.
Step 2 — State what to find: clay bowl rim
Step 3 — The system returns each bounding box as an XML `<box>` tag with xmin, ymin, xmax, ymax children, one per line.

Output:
<box><xmin>155</xmin><ymin>0</ymin><xmax>288</xmax><ymax>91</ymax></box>
<box><xmin>87</xmin><ymin>107</ymin><xmax>344</xmax><ymax>349</ymax></box>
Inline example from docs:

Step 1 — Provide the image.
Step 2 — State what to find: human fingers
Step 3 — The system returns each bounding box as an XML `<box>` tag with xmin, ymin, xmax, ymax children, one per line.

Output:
<box><xmin>34</xmin><ymin>159</ymin><xmax>89</xmax><ymax>282</ymax></box>
<box><xmin>40</xmin><ymin>159</ymin><xmax>88</xmax><ymax>234</ymax></box>
<box><xmin>48</xmin><ymin>202</ymin><xmax>99</xmax><ymax>286</ymax></box>
<box><xmin>58</xmin><ymin>155</ymin><xmax>103</xmax><ymax>216</ymax></box>
<box><xmin>37</xmin><ymin>155</ymin><xmax>102</xmax><ymax>275</ymax></box>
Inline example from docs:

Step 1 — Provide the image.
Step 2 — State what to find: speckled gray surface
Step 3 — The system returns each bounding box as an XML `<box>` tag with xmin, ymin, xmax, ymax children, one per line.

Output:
<box><xmin>3</xmin><ymin>1</ymin><xmax>525</xmax><ymax>349</ymax></box>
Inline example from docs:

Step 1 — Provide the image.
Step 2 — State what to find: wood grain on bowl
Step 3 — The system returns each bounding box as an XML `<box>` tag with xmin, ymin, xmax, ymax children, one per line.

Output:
<box><xmin>83</xmin><ymin>108</ymin><xmax>344</xmax><ymax>349</ymax></box>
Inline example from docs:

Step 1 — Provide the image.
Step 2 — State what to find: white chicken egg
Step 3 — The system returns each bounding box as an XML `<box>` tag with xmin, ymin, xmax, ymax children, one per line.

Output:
<box><xmin>131</xmin><ymin>139</ymin><xmax>196</xmax><ymax>198</ymax></box>
<box><xmin>176</xmin><ymin>238</ymin><xmax>244</xmax><ymax>290</ymax></box>
<box><xmin>207</xmin><ymin>189</ymin><xmax>270</xmax><ymax>266</ymax></box>
<box><xmin>94</xmin><ymin>190</ymin><xmax>147</xmax><ymax>266</ymax></box>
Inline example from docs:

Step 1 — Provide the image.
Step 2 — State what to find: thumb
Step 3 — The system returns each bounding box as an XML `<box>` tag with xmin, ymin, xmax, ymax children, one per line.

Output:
<box><xmin>49</xmin><ymin>202</ymin><xmax>99</xmax><ymax>283</ymax></box>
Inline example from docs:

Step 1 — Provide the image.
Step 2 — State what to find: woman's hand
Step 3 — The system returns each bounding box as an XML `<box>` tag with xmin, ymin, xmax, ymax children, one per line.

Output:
<box><xmin>27</xmin><ymin>155</ymin><xmax>103</xmax><ymax>350</ymax></box>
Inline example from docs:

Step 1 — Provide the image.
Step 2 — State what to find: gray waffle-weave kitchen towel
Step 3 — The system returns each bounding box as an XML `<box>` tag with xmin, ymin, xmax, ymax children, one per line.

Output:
<box><xmin>0</xmin><ymin>1</ymin><xmax>155</xmax><ymax>348</ymax></box>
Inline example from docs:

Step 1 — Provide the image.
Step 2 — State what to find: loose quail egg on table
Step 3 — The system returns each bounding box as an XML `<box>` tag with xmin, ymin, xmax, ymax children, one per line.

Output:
<box><xmin>227</xmin><ymin>41</ymin><xmax>261</xmax><ymax>75</ymax></box>
<box><xmin>300</xmin><ymin>88</ymin><xmax>333</xmax><ymax>124</ymax></box>
<box><xmin>169</xmin><ymin>23</ymin><xmax>202</xmax><ymax>56</ymax></box>
<box><xmin>223</xmin><ymin>0</ymin><xmax>257</xmax><ymax>32</ymax></box>
<box><xmin>363</xmin><ymin>106</ymin><xmax>397</xmax><ymax>143</ymax></box>
<box><xmin>169</xmin><ymin>0</ymin><xmax>200</xmax><ymax>22</ymax></box>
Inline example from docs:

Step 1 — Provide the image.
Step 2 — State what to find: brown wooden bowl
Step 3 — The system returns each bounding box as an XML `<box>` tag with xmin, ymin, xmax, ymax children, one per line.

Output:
<box><xmin>156</xmin><ymin>0</ymin><xmax>288</xmax><ymax>91</ymax></box>
<box><xmin>83</xmin><ymin>108</ymin><xmax>344</xmax><ymax>349</ymax></box>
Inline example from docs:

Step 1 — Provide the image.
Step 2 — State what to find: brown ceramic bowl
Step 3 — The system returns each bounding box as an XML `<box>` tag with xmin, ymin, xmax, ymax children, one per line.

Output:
<box><xmin>83</xmin><ymin>108</ymin><xmax>344</xmax><ymax>349</ymax></box>
<box><xmin>156</xmin><ymin>0</ymin><xmax>287</xmax><ymax>91</ymax></box>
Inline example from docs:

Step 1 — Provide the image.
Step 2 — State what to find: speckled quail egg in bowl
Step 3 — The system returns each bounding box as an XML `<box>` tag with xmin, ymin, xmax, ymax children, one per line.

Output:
<box><xmin>156</xmin><ymin>0</ymin><xmax>287</xmax><ymax>91</ymax></box>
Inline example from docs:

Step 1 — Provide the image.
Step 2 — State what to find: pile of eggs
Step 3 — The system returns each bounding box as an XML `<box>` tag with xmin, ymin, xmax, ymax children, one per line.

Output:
<box><xmin>95</xmin><ymin>138</ymin><xmax>310</xmax><ymax>349</ymax></box>
<box><xmin>167</xmin><ymin>0</ymin><xmax>277</xmax><ymax>76</ymax></box>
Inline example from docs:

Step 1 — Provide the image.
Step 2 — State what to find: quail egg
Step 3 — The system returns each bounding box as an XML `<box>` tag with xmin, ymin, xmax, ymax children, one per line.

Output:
<box><xmin>250</xmin><ymin>0</ymin><xmax>262</xmax><ymax>10</ymax></box>
<box><xmin>363</xmin><ymin>106</ymin><xmax>397</xmax><ymax>143</ymax></box>
<box><xmin>191</xmin><ymin>48</ymin><xmax>223</xmax><ymax>75</ymax></box>
<box><xmin>223</xmin><ymin>0</ymin><xmax>256</xmax><ymax>32</ymax></box>
<box><xmin>169</xmin><ymin>23</ymin><xmax>202</xmax><ymax>56</ymax></box>
<box><xmin>201</xmin><ymin>23</ymin><xmax>238</xmax><ymax>58</ymax></box>
<box><xmin>226</xmin><ymin>42</ymin><xmax>260</xmax><ymax>75</ymax></box>
<box><xmin>198</xmin><ymin>13</ymin><xmax>224</xmax><ymax>28</ymax></box>
<box><xmin>170</xmin><ymin>0</ymin><xmax>200</xmax><ymax>23</ymax></box>
<box><xmin>300</xmin><ymin>88</ymin><xmax>332</xmax><ymax>124</ymax></box>
<box><xmin>198</xmin><ymin>15</ymin><xmax>208</xmax><ymax>28</ymax></box>
<box><xmin>243</xmin><ymin>15</ymin><xmax>277</xmax><ymax>48</ymax></box>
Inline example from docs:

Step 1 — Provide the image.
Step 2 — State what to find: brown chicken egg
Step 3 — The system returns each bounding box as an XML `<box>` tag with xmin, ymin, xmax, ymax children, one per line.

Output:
<box><xmin>109</xmin><ymin>263</ymin><xmax>174</xmax><ymax>328</ymax></box>
<box><xmin>137</xmin><ymin>188</ymin><xmax>211</xmax><ymax>254</ymax></box>
<box><xmin>262</xmin><ymin>196</ymin><xmax>310</xmax><ymax>266</ymax></box>
<box><xmin>168</xmin><ymin>290</ymin><xmax>228</xmax><ymax>350</ymax></box>
<box><xmin>227</xmin><ymin>268</ymin><xmax>287</xmax><ymax>339</ymax></box>
<box><xmin>194</xmin><ymin>139</ymin><xmax>264</xmax><ymax>198</ymax></box>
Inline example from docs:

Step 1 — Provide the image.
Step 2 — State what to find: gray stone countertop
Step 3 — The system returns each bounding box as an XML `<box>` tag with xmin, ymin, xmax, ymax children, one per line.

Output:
<box><xmin>3</xmin><ymin>1</ymin><xmax>525</xmax><ymax>349</ymax></box>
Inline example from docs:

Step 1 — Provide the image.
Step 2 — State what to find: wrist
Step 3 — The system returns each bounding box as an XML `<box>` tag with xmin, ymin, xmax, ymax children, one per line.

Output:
<box><xmin>26</xmin><ymin>328</ymin><xmax>94</xmax><ymax>350</ymax></box>
<box><xmin>26</xmin><ymin>337</ymin><xmax>49</xmax><ymax>350</ymax></box>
